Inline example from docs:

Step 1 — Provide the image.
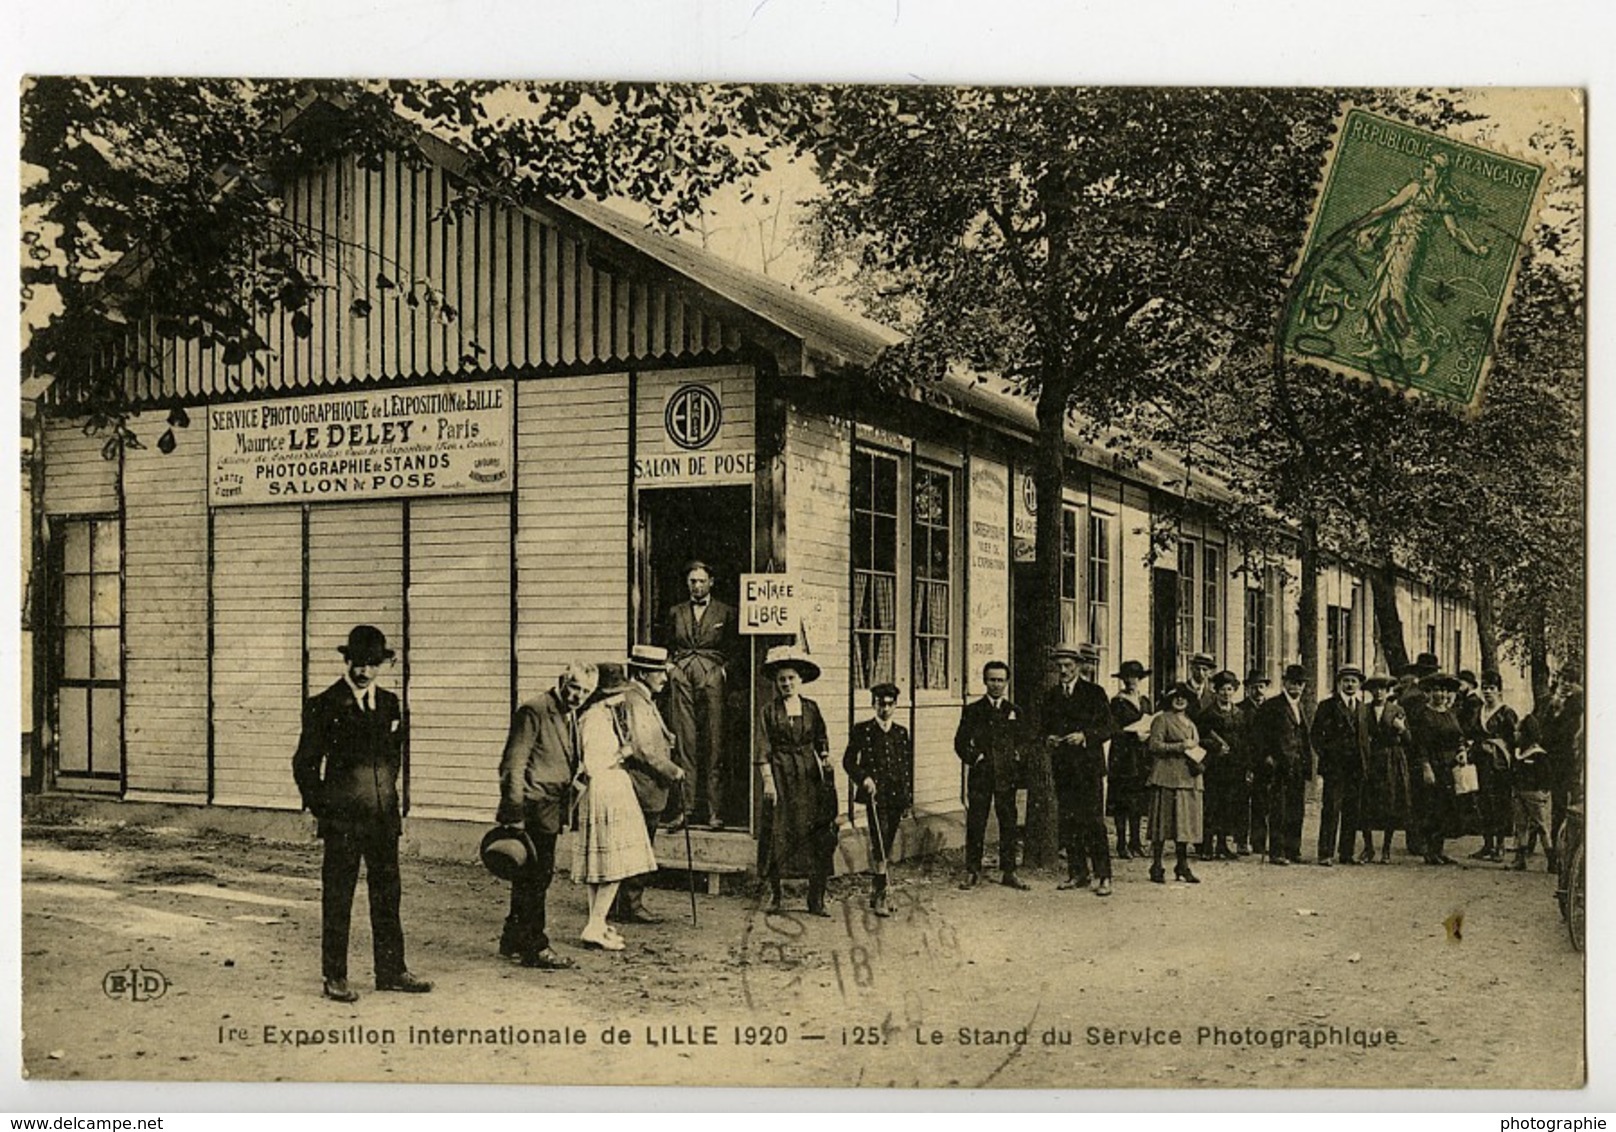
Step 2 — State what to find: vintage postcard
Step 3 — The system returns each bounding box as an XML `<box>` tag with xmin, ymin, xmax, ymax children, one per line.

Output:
<box><xmin>17</xmin><ymin>79</ymin><xmax>1585</xmax><ymax>1092</ymax></box>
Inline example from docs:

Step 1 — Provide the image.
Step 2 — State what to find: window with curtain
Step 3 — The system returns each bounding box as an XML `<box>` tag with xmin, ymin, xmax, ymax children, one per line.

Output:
<box><xmin>1202</xmin><ymin>543</ymin><xmax>1222</xmax><ymax>663</ymax></box>
<box><xmin>1177</xmin><ymin>539</ymin><xmax>1197</xmax><ymax>676</ymax></box>
<box><xmin>912</xmin><ymin>463</ymin><xmax>954</xmax><ymax>691</ymax></box>
<box><xmin>853</xmin><ymin>448</ymin><xmax>900</xmax><ymax>690</ymax></box>
<box><xmin>1245</xmin><ymin>585</ymin><xmax>1267</xmax><ymax>679</ymax></box>
<box><xmin>1059</xmin><ymin>506</ymin><xmax>1081</xmax><ymax>647</ymax></box>
<box><xmin>1087</xmin><ymin>511</ymin><xmax>1112</xmax><ymax>671</ymax></box>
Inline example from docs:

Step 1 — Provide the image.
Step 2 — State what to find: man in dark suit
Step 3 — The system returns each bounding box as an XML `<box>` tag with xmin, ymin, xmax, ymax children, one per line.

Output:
<box><xmin>1239</xmin><ymin>670</ymin><xmax>1271</xmax><ymax>857</ymax></box>
<box><xmin>495</xmin><ymin>660</ymin><xmax>597</xmax><ymax>969</ymax></box>
<box><xmin>1311</xmin><ymin>665</ymin><xmax>1372</xmax><ymax>866</ymax></box>
<box><xmin>843</xmin><ymin>682</ymin><xmax>913</xmax><ymax>917</ymax></box>
<box><xmin>292</xmin><ymin>625</ymin><xmax>432</xmax><ymax>1003</ymax></box>
<box><xmin>1043</xmin><ymin>643</ymin><xmax>1117</xmax><ymax>896</ymax></box>
<box><xmin>663</xmin><ymin>560</ymin><xmax>738</xmax><ymax>830</ymax></box>
<box><xmin>954</xmin><ymin>660</ymin><xmax>1028</xmax><ymax>891</ymax></box>
<box><xmin>1252</xmin><ymin>663</ymin><xmax>1314</xmax><ymax>865</ymax></box>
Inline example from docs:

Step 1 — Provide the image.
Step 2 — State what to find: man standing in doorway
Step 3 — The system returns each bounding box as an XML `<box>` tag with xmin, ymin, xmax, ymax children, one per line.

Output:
<box><xmin>495</xmin><ymin>660</ymin><xmax>597</xmax><ymax>970</ymax></box>
<box><xmin>664</xmin><ymin>560</ymin><xmax>737</xmax><ymax>831</ymax></box>
<box><xmin>293</xmin><ymin>625</ymin><xmax>432</xmax><ymax>1003</ymax></box>
<box><xmin>1253</xmin><ymin>664</ymin><xmax>1314</xmax><ymax>866</ymax></box>
<box><xmin>1044</xmin><ymin>643</ymin><xmax>1118</xmax><ymax>896</ymax></box>
<box><xmin>954</xmin><ymin>660</ymin><xmax>1028</xmax><ymax>891</ymax></box>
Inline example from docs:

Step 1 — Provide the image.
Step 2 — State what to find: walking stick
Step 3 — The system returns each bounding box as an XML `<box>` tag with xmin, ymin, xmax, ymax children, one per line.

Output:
<box><xmin>682</xmin><ymin>805</ymin><xmax>699</xmax><ymax>925</ymax></box>
<box><xmin>868</xmin><ymin>799</ymin><xmax>888</xmax><ymax>872</ymax></box>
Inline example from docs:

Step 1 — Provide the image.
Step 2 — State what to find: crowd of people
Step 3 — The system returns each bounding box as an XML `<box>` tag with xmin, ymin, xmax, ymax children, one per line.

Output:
<box><xmin>290</xmin><ymin>600</ymin><xmax>1585</xmax><ymax>1003</ymax></box>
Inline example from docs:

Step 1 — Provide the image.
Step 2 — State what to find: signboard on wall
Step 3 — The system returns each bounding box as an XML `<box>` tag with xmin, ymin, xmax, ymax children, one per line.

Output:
<box><xmin>207</xmin><ymin>381</ymin><xmax>514</xmax><ymax>507</ymax></box>
<box><xmin>968</xmin><ymin>457</ymin><xmax>1013</xmax><ymax>695</ymax></box>
<box><xmin>634</xmin><ymin>369</ymin><xmax>757</xmax><ymax>487</ymax></box>
<box><xmin>1013</xmin><ymin>465</ymin><xmax>1037</xmax><ymax>562</ymax></box>
<box><xmin>739</xmin><ymin>573</ymin><xmax>798</xmax><ymax>635</ymax></box>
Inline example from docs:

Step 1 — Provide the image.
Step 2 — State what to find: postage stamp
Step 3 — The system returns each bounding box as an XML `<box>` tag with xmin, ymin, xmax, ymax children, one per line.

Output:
<box><xmin>1283</xmin><ymin>107</ymin><xmax>1546</xmax><ymax>410</ymax></box>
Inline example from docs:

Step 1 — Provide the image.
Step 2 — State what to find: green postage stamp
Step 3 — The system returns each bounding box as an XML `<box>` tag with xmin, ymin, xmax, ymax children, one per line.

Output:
<box><xmin>1284</xmin><ymin>107</ymin><xmax>1545</xmax><ymax>410</ymax></box>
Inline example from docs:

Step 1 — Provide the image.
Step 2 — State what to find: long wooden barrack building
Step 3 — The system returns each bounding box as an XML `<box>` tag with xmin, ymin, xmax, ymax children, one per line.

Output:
<box><xmin>29</xmin><ymin>100</ymin><xmax>1493</xmax><ymax>872</ymax></box>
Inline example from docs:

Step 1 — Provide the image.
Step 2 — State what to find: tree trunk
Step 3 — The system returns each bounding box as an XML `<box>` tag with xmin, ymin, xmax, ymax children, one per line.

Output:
<box><xmin>1297</xmin><ymin>516</ymin><xmax>1321</xmax><ymax>714</ymax></box>
<box><xmin>1019</xmin><ymin>387</ymin><xmax>1069</xmax><ymax>868</ymax></box>
<box><xmin>1367</xmin><ymin>557</ymin><xmax>1409</xmax><ymax>676</ymax></box>
<box><xmin>1471</xmin><ymin>562</ymin><xmax>1500</xmax><ymax>675</ymax></box>
<box><xmin>1528</xmin><ymin>610</ymin><xmax>1552</xmax><ymax>712</ymax></box>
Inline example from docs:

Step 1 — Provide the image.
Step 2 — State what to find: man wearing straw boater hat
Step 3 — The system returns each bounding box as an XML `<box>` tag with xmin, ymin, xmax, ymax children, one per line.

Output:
<box><xmin>612</xmin><ymin>645</ymin><xmax>686</xmax><ymax>925</ymax></box>
<box><xmin>293</xmin><ymin>625</ymin><xmax>432</xmax><ymax>1003</ymax></box>
<box><xmin>1043</xmin><ymin>643</ymin><xmax>1117</xmax><ymax>896</ymax></box>
<box><xmin>492</xmin><ymin>659</ymin><xmax>598</xmax><ymax>970</ymax></box>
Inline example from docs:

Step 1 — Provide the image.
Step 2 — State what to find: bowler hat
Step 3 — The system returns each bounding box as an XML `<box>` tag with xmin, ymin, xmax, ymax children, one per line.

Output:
<box><xmin>1245</xmin><ymin>669</ymin><xmax>1272</xmax><ymax>688</ymax></box>
<box><xmin>593</xmin><ymin>662</ymin><xmax>630</xmax><ymax>695</ymax></box>
<box><xmin>1458</xmin><ymin>669</ymin><xmax>1479</xmax><ymax>688</ymax></box>
<box><xmin>762</xmin><ymin>644</ymin><xmax>821</xmax><ymax>684</ymax></box>
<box><xmin>1400</xmin><ymin>652</ymin><xmax>1440</xmax><ymax>678</ymax></box>
<box><xmin>338</xmin><ymin>625</ymin><xmax>394</xmax><ymax>665</ymax></box>
<box><xmin>1114</xmin><ymin>660</ymin><xmax>1151</xmax><ymax>680</ymax></box>
<box><xmin>1212</xmin><ymin>669</ymin><xmax>1241</xmax><ymax>690</ymax></box>
<box><xmin>480</xmin><ymin>825</ymin><xmax>540</xmax><ymax>882</ymax></box>
<box><xmin>1189</xmin><ymin>652</ymin><xmax>1215</xmax><ymax>669</ymax></box>
<box><xmin>1281</xmin><ymin>664</ymin><xmax>1308</xmax><ymax>684</ymax></box>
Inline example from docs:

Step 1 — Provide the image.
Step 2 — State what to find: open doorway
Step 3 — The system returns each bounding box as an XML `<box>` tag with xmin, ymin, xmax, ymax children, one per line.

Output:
<box><xmin>635</xmin><ymin>485</ymin><xmax>754</xmax><ymax>830</ymax></box>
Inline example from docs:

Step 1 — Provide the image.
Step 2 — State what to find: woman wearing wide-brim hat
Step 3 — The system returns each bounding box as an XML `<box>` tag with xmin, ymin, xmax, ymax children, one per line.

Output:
<box><xmin>1146</xmin><ymin>682</ymin><xmax>1206</xmax><ymax>884</ymax></box>
<box><xmin>1407</xmin><ymin>673</ymin><xmax>1465</xmax><ymax>865</ymax></box>
<box><xmin>1108</xmin><ymin>660</ymin><xmax>1152</xmax><ymax>859</ymax></box>
<box><xmin>755</xmin><ymin>645</ymin><xmax>838</xmax><ymax>915</ymax></box>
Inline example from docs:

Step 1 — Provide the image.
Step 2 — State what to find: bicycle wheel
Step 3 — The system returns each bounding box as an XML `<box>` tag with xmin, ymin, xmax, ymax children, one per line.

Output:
<box><xmin>1567</xmin><ymin>842</ymin><xmax>1585</xmax><ymax>952</ymax></box>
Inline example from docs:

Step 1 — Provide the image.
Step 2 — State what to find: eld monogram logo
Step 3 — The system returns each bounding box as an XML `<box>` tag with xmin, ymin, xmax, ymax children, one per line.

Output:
<box><xmin>103</xmin><ymin>966</ymin><xmax>168</xmax><ymax>1002</ymax></box>
<box><xmin>665</xmin><ymin>384</ymin><xmax>722</xmax><ymax>451</ymax></box>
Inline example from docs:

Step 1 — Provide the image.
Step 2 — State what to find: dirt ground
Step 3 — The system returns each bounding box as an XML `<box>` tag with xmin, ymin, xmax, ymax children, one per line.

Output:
<box><xmin>20</xmin><ymin>798</ymin><xmax>1584</xmax><ymax>1091</ymax></box>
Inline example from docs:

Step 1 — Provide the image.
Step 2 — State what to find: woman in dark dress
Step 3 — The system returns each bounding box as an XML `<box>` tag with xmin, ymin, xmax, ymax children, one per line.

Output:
<box><xmin>1464</xmin><ymin>670</ymin><xmax>1518</xmax><ymax>863</ymax></box>
<box><xmin>1197</xmin><ymin>670</ymin><xmax>1248</xmax><ymax>862</ymax></box>
<box><xmin>1361</xmin><ymin>669</ymin><xmax>1412</xmax><ymax>863</ymax></box>
<box><xmin>1408</xmin><ymin>673</ymin><xmax>1466</xmax><ymax>866</ymax></box>
<box><xmin>1108</xmin><ymin>660</ymin><xmax>1152</xmax><ymax>859</ymax></box>
<box><xmin>755</xmin><ymin>645</ymin><xmax>837</xmax><ymax>916</ymax></box>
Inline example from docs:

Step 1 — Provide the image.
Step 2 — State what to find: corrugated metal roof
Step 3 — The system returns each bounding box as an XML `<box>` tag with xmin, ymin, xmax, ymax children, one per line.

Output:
<box><xmin>553</xmin><ymin>196</ymin><xmax>901</xmax><ymax>373</ymax></box>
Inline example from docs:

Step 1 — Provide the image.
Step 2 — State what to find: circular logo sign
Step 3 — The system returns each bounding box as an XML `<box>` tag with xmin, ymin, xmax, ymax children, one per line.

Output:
<box><xmin>665</xmin><ymin>384</ymin><xmax>723</xmax><ymax>451</ymax></box>
<box><xmin>1021</xmin><ymin>472</ymin><xmax>1038</xmax><ymax>516</ymax></box>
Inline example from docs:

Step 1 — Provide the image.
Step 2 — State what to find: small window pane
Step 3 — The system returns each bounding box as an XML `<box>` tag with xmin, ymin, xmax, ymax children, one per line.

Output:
<box><xmin>852</xmin><ymin>455</ymin><xmax>873</xmax><ymax>512</ymax></box>
<box><xmin>92</xmin><ymin>520</ymin><xmax>120</xmax><ymax>572</ymax></box>
<box><xmin>92</xmin><ymin>574</ymin><xmax>121</xmax><ymax>627</ymax></box>
<box><xmin>873</xmin><ymin>457</ymin><xmax>898</xmax><ymax>514</ymax></box>
<box><xmin>873</xmin><ymin>514</ymin><xmax>897</xmax><ymax>570</ymax></box>
<box><xmin>64</xmin><ymin>629</ymin><xmax>92</xmax><ymax>681</ymax></box>
<box><xmin>93</xmin><ymin>629</ymin><xmax>121</xmax><ymax>680</ymax></box>
<box><xmin>63</xmin><ymin>523</ymin><xmax>91</xmax><ymax>574</ymax></box>
<box><xmin>64</xmin><ymin>576</ymin><xmax>92</xmax><ymax>627</ymax></box>
<box><xmin>91</xmin><ymin>687</ymin><xmax>121</xmax><ymax>773</ymax></box>
<box><xmin>58</xmin><ymin>687</ymin><xmax>90</xmax><ymax>773</ymax></box>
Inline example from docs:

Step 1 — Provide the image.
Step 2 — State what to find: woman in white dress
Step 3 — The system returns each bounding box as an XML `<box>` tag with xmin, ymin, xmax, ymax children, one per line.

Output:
<box><xmin>572</xmin><ymin>672</ymin><xmax>670</xmax><ymax>950</ymax></box>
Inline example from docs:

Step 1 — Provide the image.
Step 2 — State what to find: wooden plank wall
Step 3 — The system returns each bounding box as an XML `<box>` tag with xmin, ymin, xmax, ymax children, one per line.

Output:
<box><xmin>515</xmin><ymin>374</ymin><xmax>630</xmax><ymax>683</ymax></box>
<box><xmin>406</xmin><ymin>496</ymin><xmax>511</xmax><ymax>820</ymax></box>
<box><xmin>42</xmin><ymin>420</ymin><xmax>117</xmax><ymax>515</ymax></box>
<box><xmin>305</xmin><ymin>503</ymin><xmax>405</xmax><ymax>694</ymax></box>
<box><xmin>127</xmin><ymin>153</ymin><xmax>745</xmax><ymax>402</ymax></box>
<box><xmin>122</xmin><ymin>419</ymin><xmax>208</xmax><ymax>798</ymax></box>
<box><xmin>784</xmin><ymin>409</ymin><xmax>854</xmax><ymax>778</ymax></box>
<box><xmin>1118</xmin><ymin>484</ymin><xmax>1155</xmax><ymax>679</ymax></box>
<box><xmin>211</xmin><ymin>506</ymin><xmax>303</xmax><ymax>808</ymax></box>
